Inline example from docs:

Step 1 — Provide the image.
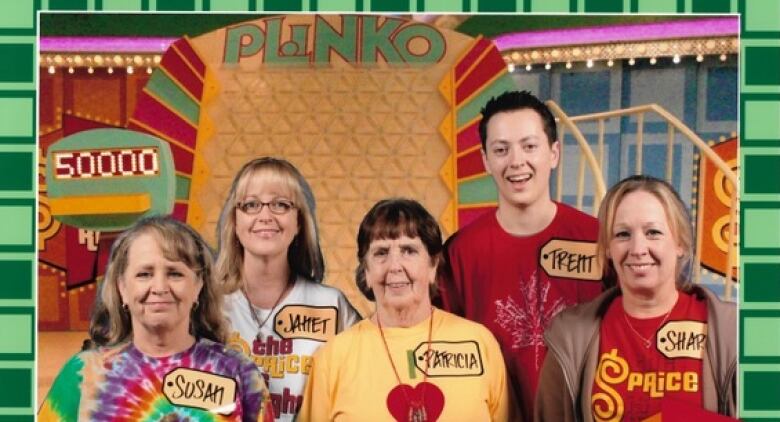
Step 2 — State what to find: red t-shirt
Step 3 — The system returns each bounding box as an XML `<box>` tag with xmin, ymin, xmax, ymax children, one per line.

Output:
<box><xmin>441</xmin><ymin>202</ymin><xmax>603</xmax><ymax>421</ymax></box>
<box><xmin>592</xmin><ymin>292</ymin><xmax>708</xmax><ymax>421</ymax></box>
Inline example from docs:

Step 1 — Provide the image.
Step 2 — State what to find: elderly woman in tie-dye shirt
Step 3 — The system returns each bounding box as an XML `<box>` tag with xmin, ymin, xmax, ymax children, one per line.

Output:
<box><xmin>39</xmin><ymin>216</ymin><xmax>274</xmax><ymax>422</ymax></box>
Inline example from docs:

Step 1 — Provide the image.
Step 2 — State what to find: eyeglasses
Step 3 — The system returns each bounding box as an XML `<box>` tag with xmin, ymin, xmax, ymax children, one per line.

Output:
<box><xmin>236</xmin><ymin>199</ymin><xmax>296</xmax><ymax>215</ymax></box>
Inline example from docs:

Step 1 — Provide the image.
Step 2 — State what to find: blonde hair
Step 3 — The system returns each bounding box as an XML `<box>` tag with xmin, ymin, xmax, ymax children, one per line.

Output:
<box><xmin>596</xmin><ymin>175</ymin><xmax>694</xmax><ymax>290</ymax></box>
<box><xmin>89</xmin><ymin>215</ymin><xmax>227</xmax><ymax>347</ymax></box>
<box><xmin>215</xmin><ymin>157</ymin><xmax>324</xmax><ymax>294</ymax></box>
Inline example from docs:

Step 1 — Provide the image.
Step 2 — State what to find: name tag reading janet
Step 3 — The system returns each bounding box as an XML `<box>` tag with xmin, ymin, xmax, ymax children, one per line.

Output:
<box><xmin>540</xmin><ymin>238</ymin><xmax>601</xmax><ymax>281</ymax></box>
<box><xmin>273</xmin><ymin>305</ymin><xmax>338</xmax><ymax>342</ymax></box>
<box><xmin>162</xmin><ymin>368</ymin><xmax>238</xmax><ymax>415</ymax></box>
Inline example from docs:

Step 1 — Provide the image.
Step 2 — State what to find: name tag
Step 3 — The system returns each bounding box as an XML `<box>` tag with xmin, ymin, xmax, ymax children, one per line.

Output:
<box><xmin>540</xmin><ymin>238</ymin><xmax>601</xmax><ymax>281</ymax></box>
<box><xmin>273</xmin><ymin>305</ymin><xmax>338</xmax><ymax>342</ymax></box>
<box><xmin>657</xmin><ymin>321</ymin><xmax>708</xmax><ymax>359</ymax></box>
<box><xmin>413</xmin><ymin>341</ymin><xmax>484</xmax><ymax>377</ymax></box>
<box><xmin>162</xmin><ymin>368</ymin><xmax>238</xmax><ymax>414</ymax></box>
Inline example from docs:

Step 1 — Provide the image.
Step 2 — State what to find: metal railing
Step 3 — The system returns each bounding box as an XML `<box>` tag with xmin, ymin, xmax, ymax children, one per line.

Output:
<box><xmin>549</xmin><ymin>101</ymin><xmax>739</xmax><ymax>300</ymax></box>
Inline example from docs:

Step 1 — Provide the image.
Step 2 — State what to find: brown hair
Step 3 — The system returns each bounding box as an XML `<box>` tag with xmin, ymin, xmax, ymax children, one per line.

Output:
<box><xmin>89</xmin><ymin>215</ymin><xmax>227</xmax><ymax>347</ymax></box>
<box><xmin>355</xmin><ymin>198</ymin><xmax>443</xmax><ymax>301</ymax></box>
<box><xmin>596</xmin><ymin>175</ymin><xmax>694</xmax><ymax>291</ymax></box>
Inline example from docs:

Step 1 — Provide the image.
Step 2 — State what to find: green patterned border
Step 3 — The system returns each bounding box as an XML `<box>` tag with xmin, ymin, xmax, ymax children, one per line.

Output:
<box><xmin>2</xmin><ymin>0</ymin><xmax>778</xmax><ymax>418</ymax></box>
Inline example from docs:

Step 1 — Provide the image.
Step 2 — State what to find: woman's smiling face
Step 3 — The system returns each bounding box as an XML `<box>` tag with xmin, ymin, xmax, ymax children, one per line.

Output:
<box><xmin>608</xmin><ymin>190</ymin><xmax>683</xmax><ymax>298</ymax></box>
<box><xmin>235</xmin><ymin>175</ymin><xmax>300</xmax><ymax>261</ymax></box>
<box><xmin>118</xmin><ymin>232</ymin><xmax>202</xmax><ymax>334</ymax></box>
<box><xmin>364</xmin><ymin>235</ymin><xmax>436</xmax><ymax>311</ymax></box>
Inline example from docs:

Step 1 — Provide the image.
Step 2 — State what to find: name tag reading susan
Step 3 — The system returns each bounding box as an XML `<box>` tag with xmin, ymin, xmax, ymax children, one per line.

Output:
<box><xmin>540</xmin><ymin>239</ymin><xmax>601</xmax><ymax>281</ymax></box>
<box><xmin>162</xmin><ymin>368</ymin><xmax>238</xmax><ymax>415</ymax></box>
<box><xmin>273</xmin><ymin>305</ymin><xmax>338</xmax><ymax>342</ymax></box>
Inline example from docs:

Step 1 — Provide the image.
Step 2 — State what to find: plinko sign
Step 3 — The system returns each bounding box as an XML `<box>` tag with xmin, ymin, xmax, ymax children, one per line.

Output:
<box><xmin>222</xmin><ymin>15</ymin><xmax>447</xmax><ymax>66</ymax></box>
<box><xmin>51</xmin><ymin>14</ymin><xmax>516</xmax><ymax>320</ymax></box>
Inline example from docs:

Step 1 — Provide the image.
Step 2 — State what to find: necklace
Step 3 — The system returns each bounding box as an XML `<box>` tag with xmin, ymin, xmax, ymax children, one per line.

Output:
<box><xmin>242</xmin><ymin>276</ymin><xmax>293</xmax><ymax>341</ymax></box>
<box><xmin>377</xmin><ymin>307</ymin><xmax>434</xmax><ymax>422</ymax></box>
<box><xmin>622</xmin><ymin>306</ymin><xmax>673</xmax><ymax>349</ymax></box>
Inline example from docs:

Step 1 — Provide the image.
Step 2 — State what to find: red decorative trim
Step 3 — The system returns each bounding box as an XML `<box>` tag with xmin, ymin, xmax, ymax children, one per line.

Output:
<box><xmin>456</xmin><ymin>150</ymin><xmax>485</xmax><ymax>179</ymax></box>
<box><xmin>175</xmin><ymin>38</ymin><xmax>207</xmax><ymax>78</ymax></box>
<box><xmin>455</xmin><ymin>48</ymin><xmax>506</xmax><ymax>104</ymax></box>
<box><xmin>455</xmin><ymin>37</ymin><xmax>491</xmax><ymax>81</ymax></box>
<box><xmin>456</xmin><ymin>120</ymin><xmax>481</xmax><ymax>152</ymax></box>
<box><xmin>172</xmin><ymin>202</ymin><xmax>189</xmax><ymax>221</ymax></box>
<box><xmin>160</xmin><ymin>49</ymin><xmax>204</xmax><ymax>100</ymax></box>
<box><xmin>133</xmin><ymin>94</ymin><xmax>198</xmax><ymax>149</ymax></box>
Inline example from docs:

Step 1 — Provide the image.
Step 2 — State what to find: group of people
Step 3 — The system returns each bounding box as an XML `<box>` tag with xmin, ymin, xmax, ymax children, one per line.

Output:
<box><xmin>39</xmin><ymin>90</ymin><xmax>736</xmax><ymax>422</ymax></box>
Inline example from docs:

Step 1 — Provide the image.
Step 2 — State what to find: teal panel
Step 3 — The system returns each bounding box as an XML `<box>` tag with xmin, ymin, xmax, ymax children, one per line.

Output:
<box><xmin>146</xmin><ymin>71</ymin><xmax>200</xmax><ymax>125</ymax></box>
<box><xmin>0</xmin><ymin>96</ymin><xmax>34</xmax><ymax>140</ymax></box>
<box><xmin>456</xmin><ymin>74</ymin><xmax>517</xmax><ymax>128</ymax></box>
<box><xmin>370</xmin><ymin>0</ymin><xmax>410</xmax><ymax>11</ymax></box>
<box><xmin>744</xmin><ymin>0</ymin><xmax>780</xmax><ymax>32</ymax></box>
<box><xmin>100</xmin><ymin>0</ymin><xmax>144</xmax><ymax>9</ymax></box>
<box><xmin>744</xmin><ymin>100</ymin><xmax>780</xmax><ymax>141</ymax></box>
<box><xmin>264</xmin><ymin>0</ymin><xmax>303</xmax><ymax>10</ymax></box>
<box><xmin>585</xmin><ymin>0</ymin><xmax>623</xmax><ymax>12</ymax></box>
<box><xmin>744</xmin><ymin>317</ymin><xmax>780</xmax><ymax>357</ymax></box>
<box><xmin>0</xmin><ymin>203</ymin><xmax>34</xmax><ymax>250</ymax></box>
<box><xmin>0</xmin><ymin>314</ymin><xmax>32</xmax><ymax>355</ymax></box>
<box><xmin>0</xmin><ymin>152</ymin><xmax>32</xmax><ymax>191</ymax></box>
<box><xmin>529</xmin><ymin>0</ymin><xmax>568</xmax><ymax>12</ymax></box>
<box><xmin>0</xmin><ymin>260</ymin><xmax>32</xmax><ymax>300</ymax></box>
<box><xmin>209</xmin><ymin>0</ymin><xmax>250</xmax><ymax>9</ymax></box>
<box><xmin>458</xmin><ymin>176</ymin><xmax>498</xmax><ymax>204</ymax></box>
<box><xmin>314</xmin><ymin>0</ymin><xmax>358</xmax><ymax>10</ymax></box>
<box><xmin>176</xmin><ymin>175</ymin><xmax>191</xmax><ymax>199</ymax></box>
<box><xmin>0</xmin><ymin>368</ymin><xmax>32</xmax><ymax>407</ymax></box>
<box><xmin>0</xmin><ymin>0</ymin><xmax>35</xmax><ymax>29</ymax></box>
<box><xmin>156</xmin><ymin>0</ymin><xmax>196</xmax><ymax>9</ymax></box>
<box><xmin>744</xmin><ymin>209</ymin><xmax>780</xmax><ymax>249</ymax></box>
<box><xmin>745</xmin><ymin>47</ymin><xmax>780</xmax><ymax>86</ymax></box>
<box><xmin>744</xmin><ymin>371</ymin><xmax>780</xmax><ymax>411</ymax></box>
<box><xmin>691</xmin><ymin>0</ymin><xmax>730</xmax><ymax>12</ymax></box>
<box><xmin>49</xmin><ymin>0</ymin><xmax>89</xmax><ymax>9</ymax></box>
<box><xmin>743</xmin><ymin>263</ymin><xmax>780</xmax><ymax>303</ymax></box>
<box><xmin>477</xmin><ymin>0</ymin><xmax>516</xmax><ymax>11</ymax></box>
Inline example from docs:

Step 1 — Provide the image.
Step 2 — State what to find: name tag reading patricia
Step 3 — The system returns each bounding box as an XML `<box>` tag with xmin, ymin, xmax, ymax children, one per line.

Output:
<box><xmin>273</xmin><ymin>305</ymin><xmax>338</xmax><ymax>342</ymax></box>
<box><xmin>540</xmin><ymin>239</ymin><xmax>601</xmax><ymax>281</ymax></box>
<box><xmin>413</xmin><ymin>341</ymin><xmax>484</xmax><ymax>377</ymax></box>
<box><xmin>162</xmin><ymin>368</ymin><xmax>238</xmax><ymax>415</ymax></box>
<box><xmin>657</xmin><ymin>321</ymin><xmax>708</xmax><ymax>359</ymax></box>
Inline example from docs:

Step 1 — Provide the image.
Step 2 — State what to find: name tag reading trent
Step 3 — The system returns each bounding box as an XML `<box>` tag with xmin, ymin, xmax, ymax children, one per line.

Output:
<box><xmin>162</xmin><ymin>368</ymin><xmax>238</xmax><ymax>414</ymax></box>
<box><xmin>274</xmin><ymin>305</ymin><xmax>338</xmax><ymax>342</ymax></box>
<box><xmin>540</xmin><ymin>238</ymin><xmax>601</xmax><ymax>281</ymax></box>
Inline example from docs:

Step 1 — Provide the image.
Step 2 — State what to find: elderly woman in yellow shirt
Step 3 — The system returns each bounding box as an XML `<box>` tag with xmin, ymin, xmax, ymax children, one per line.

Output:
<box><xmin>300</xmin><ymin>198</ymin><xmax>513</xmax><ymax>422</ymax></box>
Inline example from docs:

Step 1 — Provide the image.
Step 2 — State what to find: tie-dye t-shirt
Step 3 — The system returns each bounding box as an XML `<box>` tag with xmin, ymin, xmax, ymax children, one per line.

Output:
<box><xmin>39</xmin><ymin>338</ymin><xmax>274</xmax><ymax>422</ymax></box>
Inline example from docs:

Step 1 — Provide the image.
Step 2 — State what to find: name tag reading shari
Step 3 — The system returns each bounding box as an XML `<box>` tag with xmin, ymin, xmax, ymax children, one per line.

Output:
<box><xmin>273</xmin><ymin>305</ymin><xmax>338</xmax><ymax>342</ymax></box>
<box><xmin>413</xmin><ymin>341</ymin><xmax>484</xmax><ymax>377</ymax></box>
<box><xmin>540</xmin><ymin>239</ymin><xmax>601</xmax><ymax>281</ymax></box>
<box><xmin>657</xmin><ymin>321</ymin><xmax>708</xmax><ymax>359</ymax></box>
<box><xmin>162</xmin><ymin>368</ymin><xmax>237</xmax><ymax>414</ymax></box>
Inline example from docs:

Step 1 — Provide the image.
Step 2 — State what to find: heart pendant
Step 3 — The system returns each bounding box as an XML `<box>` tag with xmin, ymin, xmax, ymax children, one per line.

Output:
<box><xmin>386</xmin><ymin>382</ymin><xmax>444</xmax><ymax>422</ymax></box>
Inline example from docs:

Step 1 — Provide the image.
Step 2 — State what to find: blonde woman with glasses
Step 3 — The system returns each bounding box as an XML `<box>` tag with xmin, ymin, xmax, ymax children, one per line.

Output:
<box><xmin>216</xmin><ymin>157</ymin><xmax>360</xmax><ymax>422</ymax></box>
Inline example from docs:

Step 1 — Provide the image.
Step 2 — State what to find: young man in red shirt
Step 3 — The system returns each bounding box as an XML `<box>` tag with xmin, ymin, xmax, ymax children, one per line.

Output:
<box><xmin>439</xmin><ymin>90</ymin><xmax>604</xmax><ymax>421</ymax></box>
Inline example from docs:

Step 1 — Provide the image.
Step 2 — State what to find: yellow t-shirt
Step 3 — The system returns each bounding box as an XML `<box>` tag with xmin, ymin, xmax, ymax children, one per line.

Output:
<box><xmin>300</xmin><ymin>308</ymin><xmax>512</xmax><ymax>421</ymax></box>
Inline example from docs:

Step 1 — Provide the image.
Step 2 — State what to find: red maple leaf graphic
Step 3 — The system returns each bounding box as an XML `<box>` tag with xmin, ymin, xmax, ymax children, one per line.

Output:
<box><xmin>494</xmin><ymin>270</ymin><xmax>567</xmax><ymax>368</ymax></box>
